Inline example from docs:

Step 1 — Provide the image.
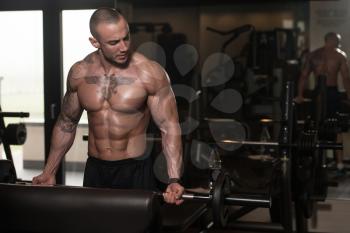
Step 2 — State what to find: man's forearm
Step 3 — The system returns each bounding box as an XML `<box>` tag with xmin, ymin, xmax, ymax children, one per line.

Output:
<box><xmin>43</xmin><ymin>123</ymin><xmax>77</xmax><ymax>176</ymax></box>
<box><xmin>161</xmin><ymin>125</ymin><xmax>183</xmax><ymax>179</ymax></box>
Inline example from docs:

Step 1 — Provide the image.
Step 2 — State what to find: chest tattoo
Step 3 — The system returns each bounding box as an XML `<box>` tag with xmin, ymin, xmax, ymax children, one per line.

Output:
<box><xmin>85</xmin><ymin>75</ymin><xmax>135</xmax><ymax>100</ymax></box>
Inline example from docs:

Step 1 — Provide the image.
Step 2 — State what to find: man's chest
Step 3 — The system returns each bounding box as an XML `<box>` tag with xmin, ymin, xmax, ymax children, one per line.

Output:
<box><xmin>76</xmin><ymin>74</ymin><xmax>148</xmax><ymax>112</ymax></box>
<box><xmin>311</xmin><ymin>52</ymin><xmax>341</xmax><ymax>72</ymax></box>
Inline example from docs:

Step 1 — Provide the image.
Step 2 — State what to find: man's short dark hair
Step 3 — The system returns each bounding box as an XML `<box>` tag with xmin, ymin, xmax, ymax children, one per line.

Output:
<box><xmin>89</xmin><ymin>7</ymin><xmax>122</xmax><ymax>38</ymax></box>
<box><xmin>324</xmin><ymin>32</ymin><xmax>340</xmax><ymax>42</ymax></box>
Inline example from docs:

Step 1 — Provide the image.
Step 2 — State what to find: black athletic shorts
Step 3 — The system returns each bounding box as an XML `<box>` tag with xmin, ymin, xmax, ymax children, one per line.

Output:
<box><xmin>83</xmin><ymin>154</ymin><xmax>157</xmax><ymax>191</ymax></box>
<box><xmin>326</xmin><ymin>87</ymin><xmax>341</xmax><ymax>118</ymax></box>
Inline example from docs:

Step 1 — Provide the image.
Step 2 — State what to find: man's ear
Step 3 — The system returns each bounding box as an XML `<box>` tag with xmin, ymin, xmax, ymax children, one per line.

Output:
<box><xmin>89</xmin><ymin>36</ymin><xmax>100</xmax><ymax>49</ymax></box>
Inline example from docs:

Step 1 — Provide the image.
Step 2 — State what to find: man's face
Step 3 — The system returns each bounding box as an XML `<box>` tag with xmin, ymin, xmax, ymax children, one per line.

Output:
<box><xmin>326</xmin><ymin>35</ymin><xmax>341</xmax><ymax>49</ymax></box>
<box><xmin>95</xmin><ymin>17</ymin><xmax>131</xmax><ymax>65</ymax></box>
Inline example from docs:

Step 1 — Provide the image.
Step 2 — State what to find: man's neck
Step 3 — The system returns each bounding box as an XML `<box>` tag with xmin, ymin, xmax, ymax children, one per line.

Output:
<box><xmin>97</xmin><ymin>50</ymin><xmax>130</xmax><ymax>75</ymax></box>
<box><xmin>324</xmin><ymin>45</ymin><xmax>336</xmax><ymax>51</ymax></box>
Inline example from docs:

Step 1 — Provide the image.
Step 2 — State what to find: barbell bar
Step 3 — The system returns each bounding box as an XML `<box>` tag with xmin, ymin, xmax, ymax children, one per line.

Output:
<box><xmin>163</xmin><ymin>192</ymin><xmax>271</xmax><ymax>207</ymax></box>
<box><xmin>157</xmin><ymin>171</ymin><xmax>271</xmax><ymax>228</ymax></box>
<box><xmin>216</xmin><ymin>139</ymin><xmax>343</xmax><ymax>150</ymax></box>
<box><xmin>84</xmin><ymin>134</ymin><xmax>343</xmax><ymax>151</ymax></box>
<box><xmin>0</xmin><ymin>112</ymin><xmax>30</xmax><ymax>118</ymax></box>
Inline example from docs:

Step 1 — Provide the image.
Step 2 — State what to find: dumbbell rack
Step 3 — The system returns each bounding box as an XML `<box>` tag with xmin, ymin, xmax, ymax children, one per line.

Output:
<box><xmin>0</xmin><ymin>105</ymin><xmax>29</xmax><ymax>179</ymax></box>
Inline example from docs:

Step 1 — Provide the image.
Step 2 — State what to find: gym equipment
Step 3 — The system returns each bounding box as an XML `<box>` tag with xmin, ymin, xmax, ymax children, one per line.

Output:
<box><xmin>0</xmin><ymin>183</ymin><xmax>161</xmax><ymax>233</ymax></box>
<box><xmin>0</xmin><ymin>173</ymin><xmax>270</xmax><ymax>231</ymax></box>
<box><xmin>206</xmin><ymin>25</ymin><xmax>254</xmax><ymax>54</ymax></box>
<box><xmin>196</xmin><ymin>79</ymin><xmax>340</xmax><ymax>233</ymax></box>
<box><xmin>129</xmin><ymin>22</ymin><xmax>172</xmax><ymax>34</ymax></box>
<box><xmin>0</xmin><ymin>159</ymin><xmax>16</xmax><ymax>183</ymax></box>
<box><xmin>204</xmin><ymin>24</ymin><xmax>255</xmax><ymax>119</ymax></box>
<box><xmin>5</xmin><ymin>123</ymin><xmax>27</xmax><ymax>145</ymax></box>
<box><xmin>0</xmin><ymin>107</ymin><xmax>29</xmax><ymax>179</ymax></box>
<box><xmin>158</xmin><ymin>170</ymin><xmax>270</xmax><ymax>228</ymax></box>
<box><xmin>249</xmin><ymin>28</ymin><xmax>299</xmax><ymax>75</ymax></box>
<box><xmin>214</xmin><ymin>138</ymin><xmax>342</xmax><ymax>150</ymax></box>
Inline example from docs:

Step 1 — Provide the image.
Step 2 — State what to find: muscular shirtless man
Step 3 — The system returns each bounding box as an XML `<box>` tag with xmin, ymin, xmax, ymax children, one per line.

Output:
<box><xmin>32</xmin><ymin>7</ymin><xmax>184</xmax><ymax>204</ymax></box>
<box><xmin>295</xmin><ymin>32</ymin><xmax>350</xmax><ymax>177</ymax></box>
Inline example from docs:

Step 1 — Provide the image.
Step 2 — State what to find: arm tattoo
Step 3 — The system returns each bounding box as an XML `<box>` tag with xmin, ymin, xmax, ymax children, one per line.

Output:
<box><xmin>85</xmin><ymin>75</ymin><xmax>135</xmax><ymax>100</ymax></box>
<box><xmin>84</xmin><ymin>55</ymin><xmax>94</xmax><ymax>64</ymax></box>
<box><xmin>57</xmin><ymin>114</ymin><xmax>78</xmax><ymax>133</ymax></box>
<box><xmin>68</xmin><ymin>61</ymin><xmax>84</xmax><ymax>79</ymax></box>
<box><xmin>57</xmin><ymin>89</ymin><xmax>80</xmax><ymax>133</ymax></box>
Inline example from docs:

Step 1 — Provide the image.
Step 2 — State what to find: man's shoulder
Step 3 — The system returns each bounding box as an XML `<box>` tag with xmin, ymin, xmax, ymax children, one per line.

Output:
<box><xmin>309</xmin><ymin>47</ymin><xmax>323</xmax><ymax>56</ymax></box>
<box><xmin>82</xmin><ymin>51</ymin><xmax>99</xmax><ymax>65</ymax></box>
<box><xmin>132</xmin><ymin>52</ymin><xmax>169</xmax><ymax>91</ymax></box>
<box><xmin>69</xmin><ymin>61</ymin><xmax>87</xmax><ymax>79</ymax></box>
<box><xmin>302</xmin><ymin>48</ymin><xmax>320</xmax><ymax>63</ymax></box>
<box><xmin>132</xmin><ymin>52</ymin><xmax>165</xmax><ymax>77</ymax></box>
<box><xmin>69</xmin><ymin>52</ymin><xmax>98</xmax><ymax>79</ymax></box>
<box><xmin>132</xmin><ymin>52</ymin><xmax>161</xmax><ymax>68</ymax></box>
<box><xmin>335</xmin><ymin>48</ymin><xmax>347</xmax><ymax>59</ymax></box>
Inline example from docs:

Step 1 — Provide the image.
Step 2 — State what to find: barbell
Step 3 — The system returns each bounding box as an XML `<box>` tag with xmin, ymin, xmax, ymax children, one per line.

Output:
<box><xmin>0</xmin><ymin>112</ymin><xmax>29</xmax><ymax>118</ymax></box>
<box><xmin>0</xmin><ymin>111</ymin><xmax>29</xmax><ymax>145</ymax></box>
<box><xmin>215</xmin><ymin>139</ymin><xmax>343</xmax><ymax>150</ymax></box>
<box><xmin>83</xmin><ymin>135</ymin><xmax>342</xmax><ymax>151</ymax></box>
<box><xmin>4</xmin><ymin>123</ymin><xmax>27</xmax><ymax>145</ymax></box>
<box><xmin>157</xmin><ymin>171</ymin><xmax>271</xmax><ymax>228</ymax></box>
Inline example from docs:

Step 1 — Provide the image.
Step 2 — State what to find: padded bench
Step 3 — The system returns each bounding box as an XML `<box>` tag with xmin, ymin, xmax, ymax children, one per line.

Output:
<box><xmin>0</xmin><ymin>183</ymin><xmax>207</xmax><ymax>233</ymax></box>
<box><xmin>0</xmin><ymin>183</ymin><xmax>209</xmax><ymax>233</ymax></box>
<box><xmin>0</xmin><ymin>183</ymin><xmax>160</xmax><ymax>233</ymax></box>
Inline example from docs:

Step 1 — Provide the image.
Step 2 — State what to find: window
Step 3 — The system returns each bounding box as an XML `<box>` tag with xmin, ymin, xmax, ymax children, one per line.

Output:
<box><xmin>0</xmin><ymin>11</ymin><xmax>44</xmax><ymax>181</ymax></box>
<box><xmin>61</xmin><ymin>9</ymin><xmax>95</xmax><ymax>185</ymax></box>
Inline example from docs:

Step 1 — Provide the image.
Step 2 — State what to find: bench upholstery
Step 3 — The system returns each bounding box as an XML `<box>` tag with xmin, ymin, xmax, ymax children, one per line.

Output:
<box><xmin>0</xmin><ymin>183</ymin><xmax>160</xmax><ymax>233</ymax></box>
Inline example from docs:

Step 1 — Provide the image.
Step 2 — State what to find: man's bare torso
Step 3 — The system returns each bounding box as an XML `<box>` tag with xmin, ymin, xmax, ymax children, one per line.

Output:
<box><xmin>70</xmin><ymin>51</ymin><xmax>157</xmax><ymax>160</ymax></box>
<box><xmin>308</xmin><ymin>47</ymin><xmax>346</xmax><ymax>86</ymax></box>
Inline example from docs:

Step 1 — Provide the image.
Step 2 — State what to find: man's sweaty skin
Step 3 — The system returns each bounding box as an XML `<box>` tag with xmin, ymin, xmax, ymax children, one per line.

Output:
<box><xmin>32</xmin><ymin>13</ymin><xmax>184</xmax><ymax>205</ymax></box>
<box><xmin>296</xmin><ymin>33</ymin><xmax>350</xmax><ymax>102</ymax></box>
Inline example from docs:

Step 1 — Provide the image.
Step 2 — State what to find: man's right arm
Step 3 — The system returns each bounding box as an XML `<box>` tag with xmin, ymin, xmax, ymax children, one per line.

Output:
<box><xmin>339</xmin><ymin>54</ymin><xmax>350</xmax><ymax>99</ymax></box>
<box><xmin>32</xmin><ymin>65</ymin><xmax>83</xmax><ymax>185</ymax></box>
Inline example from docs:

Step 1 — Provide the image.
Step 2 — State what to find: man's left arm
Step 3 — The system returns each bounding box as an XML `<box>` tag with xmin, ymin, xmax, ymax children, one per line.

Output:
<box><xmin>147</xmin><ymin>63</ymin><xmax>184</xmax><ymax>205</ymax></box>
<box><xmin>340</xmin><ymin>55</ymin><xmax>350</xmax><ymax>99</ymax></box>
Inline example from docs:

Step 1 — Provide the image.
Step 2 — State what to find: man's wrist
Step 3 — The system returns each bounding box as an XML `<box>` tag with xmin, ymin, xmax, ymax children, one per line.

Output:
<box><xmin>168</xmin><ymin>177</ymin><xmax>181</xmax><ymax>184</ymax></box>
